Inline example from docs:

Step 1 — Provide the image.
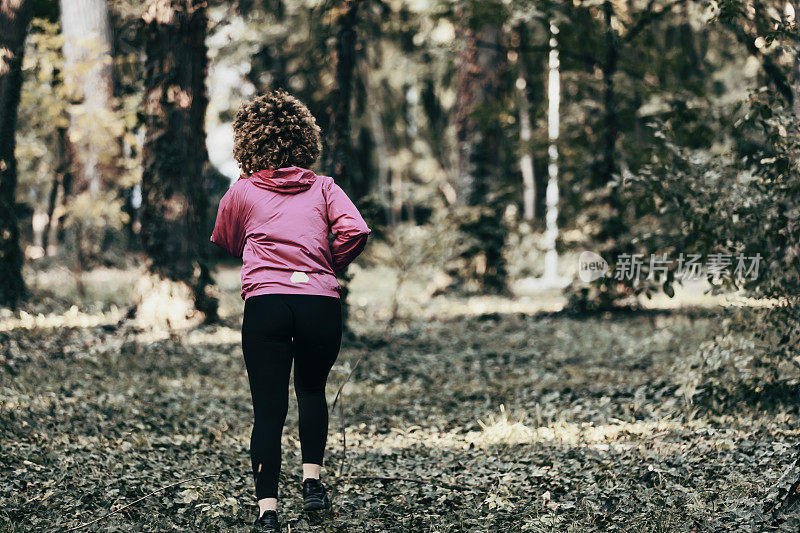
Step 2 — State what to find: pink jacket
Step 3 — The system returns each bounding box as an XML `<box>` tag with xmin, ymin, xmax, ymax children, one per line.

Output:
<box><xmin>210</xmin><ymin>166</ymin><xmax>371</xmax><ymax>300</ymax></box>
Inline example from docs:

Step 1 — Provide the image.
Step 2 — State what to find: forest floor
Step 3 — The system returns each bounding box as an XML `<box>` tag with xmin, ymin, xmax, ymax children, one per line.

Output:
<box><xmin>2</xmin><ymin>266</ymin><xmax>799</xmax><ymax>532</ymax></box>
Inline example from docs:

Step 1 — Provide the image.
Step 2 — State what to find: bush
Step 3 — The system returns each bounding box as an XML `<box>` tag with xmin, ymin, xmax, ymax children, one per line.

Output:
<box><xmin>633</xmin><ymin>91</ymin><xmax>800</xmax><ymax>403</ymax></box>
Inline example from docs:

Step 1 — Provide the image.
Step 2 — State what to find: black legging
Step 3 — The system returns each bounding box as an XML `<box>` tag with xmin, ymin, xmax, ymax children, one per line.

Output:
<box><xmin>241</xmin><ymin>293</ymin><xmax>342</xmax><ymax>500</ymax></box>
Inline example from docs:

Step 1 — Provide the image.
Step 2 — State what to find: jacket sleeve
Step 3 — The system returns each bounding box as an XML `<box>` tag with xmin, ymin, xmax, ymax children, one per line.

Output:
<box><xmin>325</xmin><ymin>180</ymin><xmax>371</xmax><ymax>273</ymax></box>
<box><xmin>210</xmin><ymin>183</ymin><xmax>247</xmax><ymax>258</ymax></box>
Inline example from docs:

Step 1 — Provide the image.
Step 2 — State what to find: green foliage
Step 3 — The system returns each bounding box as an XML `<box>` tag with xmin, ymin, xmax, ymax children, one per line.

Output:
<box><xmin>672</xmin><ymin>309</ymin><xmax>795</xmax><ymax>407</ymax></box>
<box><xmin>17</xmin><ymin>18</ymin><xmax>142</xmax><ymax>265</ymax></box>
<box><xmin>439</xmin><ymin>204</ymin><xmax>511</xmax><ymax>295</ymax></box>
<box><xmin>622</xmin><ymin>89</ymin><xmax>800</xmax><ymax>403</ymax></box>
<box><xmin>16</xmin><ymin>19</ymin><xmax>69</xmax><ymax>203</ymax></box>
<box><xmin>365</xmin><ymin>217</ymin><xmax>461</xmax><ymax>320</ymax></box>
<box><xmin>556</xmin><ymin>5</ymin><xmax>799</xmax><ymax>404</ymax></box>
<box><xmin>558</xmin><ymin>2</ymin><xmax>737</xmax><ymax>312</ymax></box>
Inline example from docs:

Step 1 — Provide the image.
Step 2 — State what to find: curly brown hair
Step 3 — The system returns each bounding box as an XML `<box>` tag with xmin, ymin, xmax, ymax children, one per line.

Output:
<box><xmin>232</xmin><ymin>90</ymin><xmax>322</xmax><ymax>174</ymax></box>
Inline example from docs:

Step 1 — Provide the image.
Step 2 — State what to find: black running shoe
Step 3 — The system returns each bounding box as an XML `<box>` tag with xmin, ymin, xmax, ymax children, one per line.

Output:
<box><xmin>252</xmin><ymin>509</ymin><xmax>280</xmax><ymax>532</ymax></box>
<box><xmin>302</xmin><ymin>478</ymin><xmax>331</xmax><ymax>512</ymax></box>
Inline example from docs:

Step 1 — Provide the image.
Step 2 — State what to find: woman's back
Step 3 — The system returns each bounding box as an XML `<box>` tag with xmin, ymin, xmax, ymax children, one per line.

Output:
<box><xmin>211</xmin><ymin>166</ymin><xmax>370</xmax><ymax>300</ymax></box>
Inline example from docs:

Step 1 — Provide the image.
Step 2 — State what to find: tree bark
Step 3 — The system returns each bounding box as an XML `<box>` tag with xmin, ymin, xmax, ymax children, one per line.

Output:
<box><xmin>139</xmin><ymin>0</ymin><xmax>218</xmax><ymax>324</ymax></box>
<box><xmin>598</xmin><ymin>0</ymin><xmax>623</xmax><ymax>246</ymax></box>
<box><xmin>454</xmin><ymin>28</ymin><xmax>479</xmax><ymax>207</ymax></box>
<box><xmin>403</xmin><ymin>83</ymin><xmax>418</xmax><ymax>225</ymax></box>
<box><xmin>59</xmin><ymin>0</ymin><xmax>116</xmax><ymax>196</ymax></box>
<box><xmin>0</xmin><ymin>0</ymin><xmax>33</xmax><ymax>308</ymax></box>
<box><xmin>455</xmin><ymin>23</ymin><xmax>505</xmax><ymax>202</ymax></box>
<box><xmin>42</xmin><ymin>172</ymin><xmax>60</xmax><ymax>254</ymax></box>
<box><xmin>602</xmin><ymin>1</ymin><xmax>618</xmax><ymax>189</ymax></box>
<box><xmin>359</xmin><ymin>50</ymin><xmax>392</xmax><ymax>225</ymax></box>
<box><xmin>325</xmin><ymin>0</ymin><xmax>362</xmax><ymax>333</ymax></box>
<box><xmin>791</xmin><ymin>2</ymin><xmax>800</xmax><ymax>117</ymax></box>
<box><xmin>47</xmin><ymin>126</ymin><xmax>73</xmax><ymax>255</ymax></box>
<box><xmin>793</xmin><ymin>49</ymin><xmax>800</xmax><ymax>118</ymax></box>
<box><xmin>516</xmin><ymin>24</ymin><xmax>536</xmax><ymax>222</ymax></box>
<box><xmin>452</xmin><ymin>20</ymin><xmax>508</xmax><ymax>294</ymax></box>
<box><xmin>327</xmin><ymin>0</ymin><xmax>359</xmax><ymax>194</ymax></box>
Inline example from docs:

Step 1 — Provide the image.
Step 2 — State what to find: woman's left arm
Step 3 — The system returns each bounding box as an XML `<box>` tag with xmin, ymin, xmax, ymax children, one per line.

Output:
<box><xmin>325</xmin><ymin>180</ymin><xmax>371</xmax><ymax>273</ymax></box>
<box><xmin>210</xmin><ymin>182</ymin><xmax>248</xmax><ymax>258</ymax></box>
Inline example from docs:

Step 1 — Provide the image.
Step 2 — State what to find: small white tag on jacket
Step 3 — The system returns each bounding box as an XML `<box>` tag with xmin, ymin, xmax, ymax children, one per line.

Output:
<box><xmin>290</xmin><ymin>271</ymin><xmax>310</xmax><ymax>283</ymax></box>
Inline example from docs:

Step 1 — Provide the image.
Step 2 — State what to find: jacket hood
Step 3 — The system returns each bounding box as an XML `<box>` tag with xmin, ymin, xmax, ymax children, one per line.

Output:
<box><xmin>245</xmin><ymin>166</ymin><xmax>316</xmax><ymax>194</ymax></box>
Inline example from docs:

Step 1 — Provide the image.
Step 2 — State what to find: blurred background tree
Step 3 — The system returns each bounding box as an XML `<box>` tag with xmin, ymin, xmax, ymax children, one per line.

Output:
<box><xmin>0</xmin><ymin>0</ymin><xmax>33</xmax><ymax>307</ymax></box>
<box><xmin>134</xmin><ymin>0</ymin><xmax>219</xmax><ymax>325</ymax></box>
<box><xmin>0</xmin><ymin>0</ymin><xmax>798</xmax><ymax>404</ymax></box>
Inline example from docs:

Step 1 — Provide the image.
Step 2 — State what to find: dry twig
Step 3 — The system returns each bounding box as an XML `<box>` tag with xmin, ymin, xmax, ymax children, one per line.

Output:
<box><xmin>341</xmin><ymin>474</ymin><xmax>488</xmax><ymax>493</ymax></box>
<box><xmin>66</xmin><ymin>474</ymin><xmax>219</xmax><ymax>532</ymax></box>
<box><xmin>332</xmin><ymin>355</ymin><xmax>362</xmax><ymax>477</ymax></box>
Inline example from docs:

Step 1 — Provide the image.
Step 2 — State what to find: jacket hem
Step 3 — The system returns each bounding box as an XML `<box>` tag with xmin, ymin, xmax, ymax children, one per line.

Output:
<box><xmin>243</xmin><ymin>286</ymin><xmax>341</xmax><ymax>300</ymax></box>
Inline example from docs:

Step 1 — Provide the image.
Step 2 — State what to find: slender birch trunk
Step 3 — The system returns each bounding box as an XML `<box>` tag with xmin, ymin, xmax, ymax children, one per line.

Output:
<box><xmin>543</xmin><ymin>20</ymin><xmax>561</xmax><ymax>282</ymax></box>
<box><xmin>59</xmin><ymin>0</ymin><xmax>115</xmax><ymax>197</ymax></box>
<box><xmin>517</xmin><ymin>32</ymin><xmax>536</xmax><ymax>222</ymax></box>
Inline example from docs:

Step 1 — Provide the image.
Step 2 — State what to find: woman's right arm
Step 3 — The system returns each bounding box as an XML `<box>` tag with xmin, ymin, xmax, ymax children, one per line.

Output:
<box><xmin>210</xmin><ymin>182</ymin><xmax>248</xmax><ymax>258</ymax></box>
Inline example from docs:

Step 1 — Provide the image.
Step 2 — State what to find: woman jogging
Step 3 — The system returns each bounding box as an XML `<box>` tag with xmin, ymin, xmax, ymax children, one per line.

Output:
<box><xmin>210</xmin><ymin>90</ymin><xmax>371</xmax><ymax>533</ymax></box>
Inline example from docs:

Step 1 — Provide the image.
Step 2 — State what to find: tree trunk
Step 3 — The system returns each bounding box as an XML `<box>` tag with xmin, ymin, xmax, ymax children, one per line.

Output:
<box><xmin>452</xmin><ymin>20</ymin><xmax>508</xmax><ymax>294</ymax></box>
<box><xmin>791</xmin><ymin>2</ymin><xmax>800</xmax><ymax>117</ymax></box>
<box><xmin>454</xmin><ymin>29</ymin><xmax>478</xmax><ymax>207</ymax></box>
<box><xmin>42</xmin><ymin>172</ymin><xmax>60</xmax><ymax>255</ymax></box>
<box><xmin>516</xmin><ymin>25</ymin><xmax>536</xmax><ymax>222</ymax></box>
<box><xmin>390</xmin><ymin>168</ymin><xmax>402</xmax><ymax>227</ymax></box>
<box><xmin>0</xmin><ymin>0</ymin><xmax>33</xmax><ymax>308</ymax></box>
<box><xmin>543</xmin><ymin>20</ymin><xmax>561</xmax><ymax>283</ymax></box>
<box><xmin>327</xmin><ymin>0</ymin><xmax>359</xmax><ymax>194</ymax></box>
<box><xmin>601</xmin><ymin>1</ymin><xmax>619</xmax><ymax>191</ymax></box>
<box><xmin>359</xmin><ymin>51</ymin><xmax>392</xmax><ymax>225</ymax></box>
<box><xmin>793</xmin><ymin>47</ymin><xmax>800</xmax><ymax>117</ymax></box>
<box><xmin>325</xmin><ymin>0</ymin><xmax>361</xmax><ymax>333</ymax></box>
<box><xmin>138</xmin><ymin>0</ymin><xmax>218</xmax><ymax>325</ymax></box>
<box><xmin>592</xmin><ymin>0</ymin><xmax>624</xmax><ymax>255</ymax></box>
<box><xmin>403</xmin><ymin>83</ymin><xmax>418</xmax><ymax>224</ymax></box>
<box><xmin>59</xmin><ymin>0</ymin><xmax>116</xmax><ymax>197</ymax></box>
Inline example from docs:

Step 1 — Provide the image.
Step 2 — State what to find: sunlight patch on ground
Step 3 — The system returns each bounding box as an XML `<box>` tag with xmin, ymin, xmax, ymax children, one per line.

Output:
<box><xmin>476</xmin><ymin>418</ymin><xmax>683</xmax><ymax>446</ymax></box>
<box><xmin>18</xmin><ymin>265</ymin><xmax>777</xmax><ymax>329</ymax></box>
<box><xmin>5</xmin><ymin>430</ymin><xmax>249</xmax><ymax>455</ymax></box>
<box><xmin>0</xmin><ymin>305</ymin><xmax>124</xmax><ymax>332</ymax></box>
<box><xmin>639</xmin><ymin>281</ymin><xmax>780</xmax><ymax>310</ymax></box>
<box><xmin>330</xmin><ymin>417</ymin><xmax>688</xmax><ymax>453</ymax></box>
<box><xmin>184</xmin><ymin>326</ymin><xmax>241</xmax><ymax>345</ymax></box>
<box><xmin>24</xmin><ymin>267</ymin><xmax>139</xmax><ymax>305</ymax></box>
<box><xmin>467</xmin><ymin>416</ymin><xmax>684</xmax><ymax>448</ymax></box>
